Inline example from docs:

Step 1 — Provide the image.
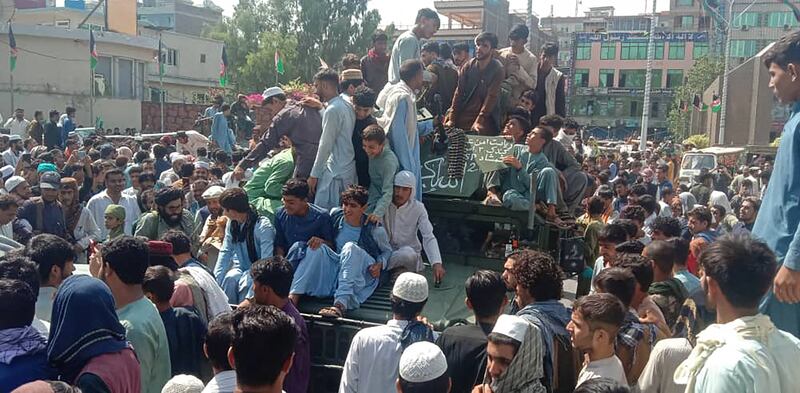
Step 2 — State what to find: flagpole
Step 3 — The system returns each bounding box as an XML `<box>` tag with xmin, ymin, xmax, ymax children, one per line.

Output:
<box><xmin>90</xmin><ymin>60</ymin><xmax>94</xmax><ymax>127</ymax></box>
<box><xmin>160</xmin><ymin>32</ymin><xmax>164</xmax><ymax>133</ymax></box>
<box><xmin>718</xmin><ymin>0</ymin><xmax>734</xmax><ymax>145</ymax></box>
<box><xmin>9</xmin><ymin>71</ymin><xmax>13</xmax><ymax>116</ymax></box>
<box><xmin>639</xmin><ymin>0</ymin><xmax>656</xmax><ymax>152</ymax></box>
<box><xmin>8</xmin><ymin>23</ymin><xmax>14</xmax><ymax>115</ymax></box>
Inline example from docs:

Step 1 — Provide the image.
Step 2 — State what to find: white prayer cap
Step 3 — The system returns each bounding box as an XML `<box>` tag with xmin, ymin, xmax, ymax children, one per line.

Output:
<box><xmin>0</xmin><ymin>165</ymin><xmax>14</xmax><ymax>179</ymax></box>
<box><xmin>7</xmin><ymin>134</ymin><xmax>21</xmax><ymax>142</ymax></box>
<box><xmin>194</xmin><ymin>161</ymin><xmax>210</xmax><ymax>170</ymax></box>
<box><xmin>491</xmin><ymin>315</ymin><xmax>529</xmax><ymax>344</ymax></box>
<box><xmin>161</xmin><ymin>374</ymin><xmax>204</xmax><ymax>393</ymax></box>
<box><xmin>202</xmin><ymin>185</ymin><xmax>225</xmax><ymax>200</ymax></box>
<box><xmin>399</xmin><ymin>341</ymin><xmax>448</xmax><ymax>383</ymax></box>
<box><xmin>392</xmin><ymin>272</ymin><xmax>428</xmax><ymax>303</ymax></box>
<box><xmin>169</xmin><ymin>152</ymin><xmax>186</xmax><ymax>163</ymax></box>
<box><xmin>262</xmin><ymin>86</ymin><xmax>286</xmax><ymax>100</ymax></box>
<box><xmin>394</xmin><ymin>170</ymin><xmax>416</xmax><ymax>188</ymax></box>
<box><xmin>4</xmin><ymin>175</ymin><xmax>25</xmax><ymax>192</ymax></box>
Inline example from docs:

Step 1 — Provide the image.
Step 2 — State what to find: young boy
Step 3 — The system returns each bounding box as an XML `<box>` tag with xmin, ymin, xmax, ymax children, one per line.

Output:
<box><xmin>104</xmin><ymin>204</ymin><xmax>126</xmax><ymax>241</ymax></box>
<box><xmin>567</xmin><ymin>293</ymin><xmax>627</xmax><ymax>387</ymax></box>
<box><xmin>590</xmin><ymin>222</ymin><xmax>629</xmax><ymax>292</ymax></box>
<box><xmin>362</xmin><ymin>124</ymin><xmax>399</xmax><ymax>223</ymax></box>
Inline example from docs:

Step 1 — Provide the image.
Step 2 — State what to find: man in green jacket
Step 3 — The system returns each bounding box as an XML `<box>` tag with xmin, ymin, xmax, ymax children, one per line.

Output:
<box><xmin>244</xmin><ymin>136</ymin><xmax>295</xmax><ymax>223</ymax></box>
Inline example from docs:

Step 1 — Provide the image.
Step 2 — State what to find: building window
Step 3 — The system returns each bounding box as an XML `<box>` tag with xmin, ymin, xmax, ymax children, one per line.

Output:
<box><xmin>699</xmin><ymin>16</ymin><xmax>711</xmax><ymax>29</ymax></box>
<box><xmin>668</xmin><ymin>42</ymin><xmax>685</xmax><ymax>60</ymax></box>
<box><xmin>574</xmin><ymin>69</ymin><xmax>589</xmax><ymax>87</ymax></box>
<box><xmin>94</xmin><ymin>57</ymin><xmax>113</xmax><ymax>97</ymax></box>
<box><xmin>150</xmin><ymin>88</ymin><xmax>166</xmax><ymax>103</ymax></box>
<box><xmin>731</xmin><ymin>40</ymin><xmax>758</xmax><ymax>58</ymax></box>
<box><xmin>600</xmin><ymin>42</ymin><xmax>616</xmax><ymax>60</ymax></box>
<box><xmin>677</xmin><ymin>0</ymin><xmax>693</xmax><ymax>5</ymax></box>
<box><xmin>621</xmin><ymin>42</ymin><xmax>648</xmax><ymax>60</ymax></box>
<box><xmin>117</xmin><ymin>58</ymin><xmax>134</xmax><ymax>99</ymax></box>
<box><xmin>630</xmin><ymin>100</ymin><xmax>642</xmax><ymax>117</ymax></box>
<box><xmin>768</xmin><ymin>12</ymin><xmax>799</xmax><ymax>28</ymax></box>
<box><xmin>679</xmin><ymin>16</ymin><xmax>694</xmax><ymax>28</ymax></box>
<box><xmin>693</xmin><ymin>42</ymin><xmax>709</xmax><ymax>59</ymax></box>
<box><xmin>666</xmin><ymin>69</ymin><xmax>684</xmax><ymax>88</ymax></box>
<box><xmin>192</xmin><ymin>92</ymin><xmax>210</xmax><ymax>104</ymax></box>
<box><xmin>599</xmin><ymin>69</ymin><xmax>615</xmax><ymax>87</ymax></box>
<box><xmin>733</xmin><ymin>12</ymin><xmax>760</xmax><ymax>28</ymax></box>
<box><xmin>576</xmin><ymin>43</ymin><xmax>592</xmax><ymax>60</ymax></box>
<box><xmin>651</xmin><ymin>101</ymin><xmax>660</xmax><ymax>118</ymax></box>
<box><xmin>166</xmin><ymin>49</ymin><xmax>178</xmax><ymax>66</ymax></box>
<box><xmin>652</xmin><ymin>42</ymin><xmax>664</xmax><ymax>60</ymax></box>
<box><xmin>619</xmin><ymin>69</ymin><xmax>646</xmax><ymax>88</ymax></box>
<box><xmin>200</xmin><ymin>54</ymin><xmax>206</xmax><ymax>63</ymax></box>
<box><xmin>651</xmin><ymin>69</ymin><xmax>663</xmax><ymax>89</ymax></box>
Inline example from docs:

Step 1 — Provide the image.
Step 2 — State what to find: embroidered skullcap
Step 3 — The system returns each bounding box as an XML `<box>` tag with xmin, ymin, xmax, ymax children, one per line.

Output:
<box><xmin>392</xmin><ymin>272</ymin><xmax>428</xmax><ymax>303</ymax></box>
<box><xmin>399</xmin><ymin>341</ymin><xmax>448</xmax><ymax>383</ymax></box>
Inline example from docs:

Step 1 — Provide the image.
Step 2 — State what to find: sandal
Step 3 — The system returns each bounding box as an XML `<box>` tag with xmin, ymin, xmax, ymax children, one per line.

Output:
<box><xmin>319</xmin><ymin>305</ymin><xmax>344</xmax><ymax>318</ymax></box>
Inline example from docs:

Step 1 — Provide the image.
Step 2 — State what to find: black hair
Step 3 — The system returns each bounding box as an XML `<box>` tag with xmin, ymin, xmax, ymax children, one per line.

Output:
<box><xmin>206</xmin><ymin>312</ymin><xmax>235</xmax><ymax>371</ymax></box>
<box><xmin>465</xmin><ymin>270</ymin><xmax>507</xmax><ymax>320</ymax></box>
<box><xmin>563</xmin><ymin>117</ymin><xmax>580</xmax><ymax>130</ymax></box>
<box><xmin>615</xmin><ymin>240</ymin><xmax>645</xmax><ymax>255</ymax></box>
<box><xmin>400</xmin><ymin>59</ymin><xmax>425</xmax><ymax>84</ymax></box>
<box><xmin>313</xmin><ymin>68</ymin><xmax>340</xmax><ymax>87</ymax></box>
<box><xmin>421</xmin><ymin>41</ymin><xmax>440</xmax><ymax>55</ymax></box>
<box><xmin>538</xmin><ymin>114</ymin><xmax>563</xmax><ymax>136</ymax></box>
<box><xmin>362</xmin><ymin>124</ymin><xmax>386</xmax><ymax>144</ymax></box>
<box><xmin>250</xmin><ymin>256</ymin><xmax>294</xmax><ymax>299</ymax></box>
<box><xmin>230</xmin><ymin>305</ymin><xmax>298</xmax><ymax>387</ymax></box>
<box><xmin>101</xmin><ymin>236</ymin><xmax>150</xmax><ymax>285</ymax></box>
<box><xmin>399</xmin><ymin>370</ymin><xmax>451</xmax><ymax>393</ymax></box>
<box><xmin>0</xmin><ymin>278</ymin><xmax>36</xmax><ymax>329</ymax></box>
<box><xmin>391</xmin><ymin>295</ymin><xmax>427</xmax><ymax>320</ymax></box>
<box><xmin>26</xmin><ymin>234</ymin><xmax>77</xmax><ymax>283</ymax></box>
<box><xmin>594</xmin><ymin>267</ymin><xmax>636</xmax><ymax>308</ymax></box>
<box><xmin>139</xmin><ymin>172</ymin><xmax>157</xmax><ymax>185</ymax></box>
<box><xmin>282</xmin><ymin>178</ymin><xmax>310</xmax><ymax>200</ymax></box>
<box><xmin>541</xmin><ymin>42</ymin><xmax>559</xmax><ymax>57</ymax></box>
<box><xmin>646</xmin><ymin>240</ymin><xmax>676</xmax><ymax>274</ymax></box>
<box><xmin>154</xmin><ymin>187</ymin><xmax>184</xmax><ymax>207</ymax></box>
<box><xmin>700</xmin><ymin>235</ymin><xmax>777</xmax><ymax>308</ymax></box>
<box><xmin>105</xmin><ymin>168</ymin><xmax>124</xmax><ymax>181</ymax></box>
<box><xmin>638</xmin><ymin>195</ymin><xmax>657</xmax><ymax>216</ymax></box>
<box><xmin>142</xmin><ymin>265</ymin><xmax>175</xmax><ymax>303</ymax></box>
<box><xmin>49</xmin><ymin>110</ymin><xmax>60</xmax><ymax>118</ymax></box>
<box><xmin>710</xmin><ymin>204</ymin><xmax>727</xmax><ymax>217</ymax></box>
<box><xmin>615</xmin><ymin>219</ymin><xmax>638</xmax><ymax>239</ymax></box>
<box><xmin>612</xmin><ymin>178</ymin><xmax>628</xmax><ymax>189</ymax></box>
<box><xmin>153</xmin><ymin>144</ymin><xmax>168</xmax><ymax>159</ymax></box>
<box><xmin>220</xmin><ymin>188</ymin><xmax>251</xmax><ymax>213</ymax></box>
<box><xmin>687</xmin><ymin>206</ymin><xmax>712</xmax><ymax>225</ymax></box>
<box><xmin>598</xmin><ymin>223</ymin><xmax>628</xmax><ymax>244</ymax></box>
<box><xmin>597</xmin><ymin>185</ymin><xmax>614</xmax><ymax>200</ymax></box>
<box><xmin>352</xmin><ymin>85</ymin><xmax>377</xmax><ymax>108</ymax></box>
<box><xmin>573</xmin><ymin>293</ymin><xmax>626</xmax><ymax>333</ymax></box>
<box><xmin>587</xmin><ymin>196</ymin><xmax>605</xmax><ymax>216</ymax></box>
<box><xmin>617</xmin><ymin>254</ymin><xmax>654</xmax><ymax>292</ymax></box>
<box><xmin>372</xmin><ymin>31</ymin><xmax>388</xmax><ymax>43</ymax></box>
<box><xmin>573</xmin><ymin>377</ymin><xmax>630</xmax><ymax>393</ymax></box>
<box><xmin>220</xmin><ymin>104</ymin><xmax>231</xmax><ymax>112</ymax></box>
<box><xmin>651</xmin><ymin>216</ymin><xmax>681</xmax><ymax>238</ymax></box>
<box><xmin>340</xmin><ymin>185</ymin><xmax>369</xmax><ymax>207</ymax></box>
<box><xmin>452</xmin><ymin>43</ymin><xmax>469</xmax><ymax>53</ymax></box>
<box><xmin>0</xmin><ymin>194</ymin><xmax>18</xmax><ymax>210</ymax></box>
<box><xmin>475</xmin><ymin>32</ymin><xmax>499</xmax><ymax>49</ymax></box>
<box><xmin>340</xmin><ymin>79</ymin><xmax>364</xmax><ymax>93</ymax></box>
<box><xmin>507</xmin><ymin>107</ymin><xmax>532</xmax><ymax>132</ymax></box>
<box><xmin>0</xmin><ymin>253</ymin><xmax>40</xmax><ymax>298</ymax></box>
<box><xmin>764</xmin><ymin>30</ymin><xmax>800</xmax><ymax>70</ymax></box>
<box><xmin>667</xmin><ymin>237</ymin><xmax>690</xmax><ymax>267</ymax></box>
<box><xmin>66</xmin><ymin>106</ymin><xmax>76</xmax><ymax>115</ymax></box>
<box><xmin>508</xmin><ymin>23</ymin><xmax>529</xmax><ymax>40</ymax></box>
<box><xmin>514</xmin><ymin>250</ymin><xmax>564</xmax><ymax>301</ymax></box>
<box><xmin>179</xmin><ymin>162</ymin><xmax>195</xmax><ymax>178</ymax></box>
<box><xmin>161</xmin><ymin>230</ymin><xmax>192</xmax><ymax>255</ymax></box>
<box><xmin>620</xmin><ymin>205</ymin><xmax>646</xmax><ymax>224</ymax></box>
<box><xmin>197</xmin><ymin>147</ymin><xmax>208</xmax><ymax>157</ymax></box>
<box><xmin>439</xmin><ymin>42</ymin><xmax>454</xmax><ymax>61</ymax></box>
<box><xmin>742</xmin><ymin>196</ymin><xmax>761</xmax><ymax>213</ymax></box>
<box><xmin>629</xmin><ymin>183</ymin><xmax>648</xmax><ymax>197</ymax></box>
<box><xmin>415</xmin><ymin>8</ymin><xmax>440</xmax><ymax>26</ymax></box>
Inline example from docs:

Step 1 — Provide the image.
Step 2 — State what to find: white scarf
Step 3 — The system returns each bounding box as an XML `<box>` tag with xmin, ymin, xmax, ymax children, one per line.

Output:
<box><xmin>376</xmin><ymin>81</ymin><xmax>417</xmax><ymax>147</ymax></box>
<box><xmin>673</xmin><ymin>314</ymin><xmax>776</xmax><ymax>392</ymax></box>
<box><xmin>182</xmin><ymin>265</ymin><xmax>231</xmax><ymax>317</ymax></box>
<box><xmin>544</xmin><ymin>67</ymin><xmax>563</xmax><ymax>116</ymax></box>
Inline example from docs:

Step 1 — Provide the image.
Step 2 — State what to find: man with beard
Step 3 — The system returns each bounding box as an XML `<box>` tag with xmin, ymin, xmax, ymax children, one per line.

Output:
<box><xmin>2</xmin><ymin>134</ymin><xmax>23</xmax><ymax>167</ymax></box>
<box><xmin>135</xmin><ymin>187</ymin><xmax>198</xmax><ymax>244</ymax></box>
<box><xmin>15</xmin><ymin>171</ymin><xmax>68</xmax><ymax>243</ymax></box>
<box><xmin>87</xmin><ymin>168</ymin><xmax>141</xmax><ymax>239</ymax></box>
<box><xmin>447</xmin><ymin>32</ymin><xmax>504</xmax><ymax>135</ymax></box>
<box><xmin>531</xmin><ymin>43</ymin><xmax>566</xmax><ymax>125</ymax></box>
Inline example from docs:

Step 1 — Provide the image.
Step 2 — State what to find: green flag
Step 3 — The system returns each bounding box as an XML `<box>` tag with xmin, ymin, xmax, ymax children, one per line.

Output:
<box><xmin>275</xmin><ymin>49</ymin><xmax>285</xmax><ymax>75</ymax></box>
<box><xmin>9</xmin><ymin>24</ymin><xmax>17</xmax><ymax>72</ymax></box>
<box><xmin>219</xmin><ymin>46</ymin><xmax>228</xmax><ymax>87</ymax></box>
<box><xmin>90</xmin><ymin>30</ymin><xmax>98</xmax><ymax>70</ymax></box>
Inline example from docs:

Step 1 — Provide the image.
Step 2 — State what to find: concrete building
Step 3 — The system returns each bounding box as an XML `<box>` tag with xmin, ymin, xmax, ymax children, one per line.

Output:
<box><xmin>724</xmin><ymin>0</ymin><xmax>797</xmax><ymax>66</ymax></box>
<box><xmin>138</xmin><ymin>0</ymin><xmax>222</xmax><ymax>37</ymax></box>
<box><xmin>569</xmin><ymin>31</ymin><xmax>709</xmax><ymax>137</ymax></box>
<box><xmin>0</xmin><ymin>24</ymin><xmax>155</xmax><ymax>128</ymax></box>
<box><xmin>140</xmin><ymin>27</ymin><xmax>224</xmax><ymax>105</ymax></box>
<box><xmin>432</xmin><ymin>0</ymin><xmax>512</xmax><ymax>44</ymax></box>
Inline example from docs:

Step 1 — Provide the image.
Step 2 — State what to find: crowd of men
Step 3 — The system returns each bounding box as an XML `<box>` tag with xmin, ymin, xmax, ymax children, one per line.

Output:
<box><xmin>1</xmin><ymin>7</ymin><xmax>800</xmax><ymax>393</ymax></box>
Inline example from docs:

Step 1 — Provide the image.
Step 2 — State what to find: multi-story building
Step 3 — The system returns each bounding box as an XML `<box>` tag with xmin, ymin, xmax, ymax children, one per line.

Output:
<box><xmin>569</xmin><ymin>31</ymin><xmax>709</xmax><ymax>136</ymax></box>
<box><xmin>137</xmin><ymin>0</ymin><xmax>222</xmax><ymax>37</ymax></box>
<box><xmin>432</xmin><ymin>0</ymin><xmax>510</xmax><ymax>44</ymax></box>
<box><xmin>723</xmin><ymin>0</ymin><xmax>797</xmax><ymax>65</ymax></box>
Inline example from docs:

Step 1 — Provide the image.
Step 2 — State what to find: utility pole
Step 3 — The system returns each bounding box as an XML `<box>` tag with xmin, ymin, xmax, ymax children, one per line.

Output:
<box><xmin>640</xmin><ymin>0</ymin><xmax>657</xmax><ymax>152</ymax></box>
<box><xmin>718</xmin><ymin>0</ymin><xmax>734</xmax><ymax>145</ymax></box>
<box><xmin>527</xmin><ymin>0</ymin><xmax>532</xmax><ymax>51</ymax></box>
<box><xmin>160</xmin><ymin>32</ymin><xmax>165</xmax><ymax>133</ymax></box>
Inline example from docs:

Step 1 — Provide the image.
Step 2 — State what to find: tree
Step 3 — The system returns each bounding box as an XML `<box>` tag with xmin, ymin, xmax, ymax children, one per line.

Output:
<box><xmin>238</xmin><ymin>32</ymin><xmax>299</xmax><ymax>92</ymax></box>
<box><xmin>667</xmin><ymin>56</ymin><xmax>724</xmax><ymax>139</ymax></box>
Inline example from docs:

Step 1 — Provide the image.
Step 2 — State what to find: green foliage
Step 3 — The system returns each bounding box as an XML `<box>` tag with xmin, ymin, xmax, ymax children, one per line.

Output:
<box><xmin>683</xmin><ymin>134</ymin><xmax>710</xmax><ymax>149</ymax></box>
<box><xmin>207</xmin><ymin>0</ymin><xmax>381</xmax><ymax>92</ymax></box>
<box><xmin>667</xmin><ymin>56</ymin><xmax>724</xmax><ymax>139</ymax></box>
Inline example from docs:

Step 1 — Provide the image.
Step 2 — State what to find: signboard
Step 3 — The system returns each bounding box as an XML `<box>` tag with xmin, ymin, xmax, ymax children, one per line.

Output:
<box><xmin>468</xmin><ymin>135</ymin><xmax>516</xmax><ymax>173</ymax></box>
<box><xmin>420</xmin><ymin>138</ymin><xmax>482</xmax><ymax>198</ymax></box>
<box><xmin>575</xmin><ymin>31</ymin><xmax>708</xmax><ymax>43</ymax></box>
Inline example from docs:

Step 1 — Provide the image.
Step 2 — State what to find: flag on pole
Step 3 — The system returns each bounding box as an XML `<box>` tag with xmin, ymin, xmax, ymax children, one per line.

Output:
<box><xmin>8</xmin><ymin>24</ymin><xmax>17</xmax><ymax>72</ymax></box>
<box><xmin>711</xmin><ymin>94</ymin><xmax>721</xmax><ymax>113</ymax></box>
<box><xmin>89</xmin><ymin>30</ymin><xmax>98</xmax><ymax>70</ymax></box>
<box><xmin>779</xmin><ymin>0</ymin><xmax>800</xmax><ymax>22</ymax></box>
<box><xmin>156</xmin><ymin>36</ymin><xmax>164</xmax><ymax>76</ymax></box>
<box><xmin>219</xmin><ymin>46</ymin><xmax>228</xmax><ymax>87</ymax></box>
<box><xmin>274</xmin><ymin>49</ymin><xmax>285</xmax><ymax>75</ymax></box>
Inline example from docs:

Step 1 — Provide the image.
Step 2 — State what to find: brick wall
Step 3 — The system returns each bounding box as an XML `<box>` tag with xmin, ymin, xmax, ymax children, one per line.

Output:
<box><xmin>141</xmin><ymin>102</ymin><xmax>276</xmax><ymax>133</ymax></box>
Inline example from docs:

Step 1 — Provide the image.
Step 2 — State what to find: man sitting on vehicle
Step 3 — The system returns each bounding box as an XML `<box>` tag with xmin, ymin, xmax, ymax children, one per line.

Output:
<box><xmin>287</xmin><ymin>186</ymin><xmax>393</xmax><ymax>316</ymax></box>
<box><xmin>244</xmin><ymin>135</ymin><xmax>295</xmax><ymax>223</ymax></box>
<box><xmin>273</xmin><ymin>179</ymin><xmax>334</xmax><ymax>258</ymax></box>
<box><xmin>383</xmin><ymin>171</ymin><xmax>445</xmax><ymax>283</ymax></box>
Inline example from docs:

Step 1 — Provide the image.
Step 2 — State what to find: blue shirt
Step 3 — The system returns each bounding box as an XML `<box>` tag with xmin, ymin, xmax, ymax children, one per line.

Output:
<box><xmin>274</xmin><ymin>203</ymin><xmax>334</xmax><ymax>251</ymax></box>
<box><xmin>210</xmin><ymin>113</ymin><xmax>235</xmax><ymax>154</ymax></box>
<box><xmin>62</xmin><ymin>117</ymin><xmax>75</xmax><ymax>148</ymax></box>
<box><xmin>0</xmin><ymin>351</ymin><xmax>55</xmax><ymax>392</ymax></box>
<box><xmin>336</xmin><ymin>222</ymin><xmax>361</xmax><ymax>251</ymax></box>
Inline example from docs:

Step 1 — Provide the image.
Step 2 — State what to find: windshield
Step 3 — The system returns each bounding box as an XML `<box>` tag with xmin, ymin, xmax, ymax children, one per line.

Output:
<box><xmin>681</xmin><ymin>154</ymin><xmax>715</xmax><ymax>170</ymax></box>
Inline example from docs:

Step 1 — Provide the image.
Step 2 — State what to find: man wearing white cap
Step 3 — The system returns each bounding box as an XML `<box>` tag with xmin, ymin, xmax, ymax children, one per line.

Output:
<box><xmin>384</xmin><ymin>170</ymin><xmax>445</xmax><ymax>283</ymax></box>
<box><xmin>398</xmin><ymin>341</ymin><xmax>451</xmax><ymax>393</ymax></box>
<box><xmin>2</xmin><ymin>134</ymin><xmax>23</xmax><ymax>167</ymax></box>
<box><xmin>4</xmin><ymin>175</ymin><xmax>31</xmax><ymax>203</ymax></box>
<box><xmin>160</xmin><ymin>154</ymin><xmax>186</xmax><ymax>187</ymax></box>
<box><xmin>340</xmin><ymin>272</ymin><xmax>434</xmax><ymax>393</ymax></box>
<box><xmin>474</xmin><ymin>314</ymin><xmax>546</xmax><ymax>393</ymax></box>
<box><xmin>308</xmin><ymin>68</ymin><xmax>357</xmax><ymax>210</ymax></box>
<box><xmin>176</xmin><ymin>130</ymin><xmax>209</xmax><ymax>157</ymax></box>
<box><xmin>235</xmin><ymin>86</ymin><xmax>323</xmax><ymax>180</ymax></box>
